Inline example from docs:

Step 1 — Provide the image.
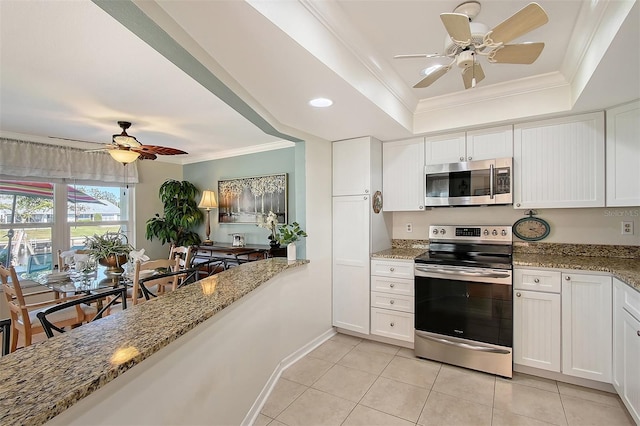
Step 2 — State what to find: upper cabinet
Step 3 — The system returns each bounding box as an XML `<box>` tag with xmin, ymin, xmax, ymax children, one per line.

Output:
<box><xmin>333</xmin><ymin>136</ymin><xmax>382</xmax><ymax>196</ymax></box>
<box><xmin>513</xmin><ymin>112</ymin><xmax>605</xmax><ymax>209</ymax></box>
<box><xmin>382</xmin><ymin>138</ymin><xmax>425</xmax><ymax>212</ymax></box>
<box><xmin>606</xmin><ymin>100</ymin><xmax>640</xmax><ymax>207</ymax></box>
<box><xmin>425</xmin><ymin>126</ymin><xmax>513</xmax><ymax>165</ymax></box>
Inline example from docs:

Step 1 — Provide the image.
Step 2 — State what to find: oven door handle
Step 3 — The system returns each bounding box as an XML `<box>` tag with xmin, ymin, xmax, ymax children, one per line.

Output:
<box><xmin>415</xmin><ymin>330</ymin><xmax>511</xmax><ymax>354</ymax></box>
<box><xmin>415</xmin><ymin>266</ymin><xmax>510</xmax><ymax>279</ymax></box>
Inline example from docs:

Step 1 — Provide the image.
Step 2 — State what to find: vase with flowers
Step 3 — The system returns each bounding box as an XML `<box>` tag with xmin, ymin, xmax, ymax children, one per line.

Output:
<box><xmin>84</xmin><ymin>231</ymin><xmax>133</xmax><ymax>276</ymax></box>
<box><xmin>257</xmin><ymin>211</ymin><xmax>280</xmax><ymax>248</ymax></box>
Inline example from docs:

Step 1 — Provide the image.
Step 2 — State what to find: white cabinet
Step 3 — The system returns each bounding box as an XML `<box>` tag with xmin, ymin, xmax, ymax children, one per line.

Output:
<box><xmin>332</xmin><ymin>137</ymin><xmax>390</xmax><ymax>334</ymax></box>
<box><xmin>613</xmin><ymin>279</ymin><xmax>640</xmax><ymax>424</ymax></box>
<box><xmin>382</xmin><ymin>138</ymin><xmax>425</xmax><ymax>211</ymax></box>
<box><xmin>513</xmin><ymin>269</ymin><xmax>562</xmax><ymax>371</ymax></box>
<box><xmin>513</xmin><ymin>112</ymin><xmax>605</xmax><ymax>209</ymax></box>
<box><xmin>333</xmin><ymin>137</ymin><xmax>380</xmax><ymax>197</ymax></box>
<box><xmin>606</xmin><ymin>100</ymin><xmax>640</xmax><ymax>206</ymax></box>
<box><xmin>370</xmin><ymin>259</ymin><xmax>414</xmax><ymax>343</ymax></box>
<box><xmin>425</xmin><ymin>126</ymin><xmax>512</xmax><ymax>165</ymax></box>
<box><xmin>561</xmin><ymin>273</ymin><xmax>612</xmax><ymax>383</ymax></box>
<box><xmin>332</xmin><ymin>195</ymin><xmax>372</xmax><ymax>334</ymax></box>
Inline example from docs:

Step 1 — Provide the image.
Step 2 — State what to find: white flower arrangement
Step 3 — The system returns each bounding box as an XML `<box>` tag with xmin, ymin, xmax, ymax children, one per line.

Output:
<box><xmin>257</xmin><ymin>211</ymin><xmax>279</xmax><ymax>242</ymax></box>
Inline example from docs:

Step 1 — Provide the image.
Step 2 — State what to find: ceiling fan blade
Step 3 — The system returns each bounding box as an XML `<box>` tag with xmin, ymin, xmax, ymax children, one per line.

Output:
<box><xmin>490</xmin><ymin>42</ymin><xmax>544</xmax><ymax>64</ymax></box>
<box><xmin>440</xmin><ymin>13</ymin><xmax>472</xmax><ymax>45</ymax></box>
<box><xmin>462</xmin><ymin>63</ymin><xmax>485</xmax><ymax>89</ymax></box>
<box><xmin>394</xmin><ymin>53</ymin><xmax>443</xmax><ymax>59</ymax></box>
<box><xmin>136</xmin><ymin>151</ymin><xmax>157</xmax><ymax>161</ymax></box>
<box><xmin>413</xmin><ymin>66</ymin><xmax>450</xmax><ymax>88</ymax></box>
<box><xmin>489</xmin><ymin>3</ymin><xmax>548</xmax><ymax>45</ymax></box>
<box><xmin>133</xmin><ymin>145</ymin><xmax>188</xmax><ymax>156</ymax></box>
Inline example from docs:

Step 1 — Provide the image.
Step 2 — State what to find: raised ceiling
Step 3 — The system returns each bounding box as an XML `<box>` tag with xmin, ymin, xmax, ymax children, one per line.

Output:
<box><xmin>1</xmin><ymin>0</ymin><xmax>638</xmax><ymax>164</ymax></box>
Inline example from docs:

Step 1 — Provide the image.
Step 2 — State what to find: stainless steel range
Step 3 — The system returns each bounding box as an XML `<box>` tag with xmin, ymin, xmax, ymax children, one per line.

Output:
<box><xmin>414</xmin><ymin>225</ymin><xmax>513</xmax><ymax>378</ymax></box>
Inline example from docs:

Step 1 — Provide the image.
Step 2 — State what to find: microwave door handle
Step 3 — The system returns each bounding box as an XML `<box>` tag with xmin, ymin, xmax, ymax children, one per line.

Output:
<box><xmin>489</xmin><ymin>163</ymin><xmax>495</xmax><ymax>199</ymax></box>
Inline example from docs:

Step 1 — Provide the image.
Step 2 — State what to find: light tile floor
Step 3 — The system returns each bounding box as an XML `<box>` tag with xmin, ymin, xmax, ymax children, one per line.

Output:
<box><xmin>256</xmin><ymin>333</ymin><xmax>635</xmax><ymax>426</ymax></box>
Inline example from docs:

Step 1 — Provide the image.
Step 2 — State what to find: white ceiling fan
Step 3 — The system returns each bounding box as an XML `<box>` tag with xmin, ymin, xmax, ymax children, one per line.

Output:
<box><xmin>395</xmin><ymin>1</ymin><xmax>549</xmax><ymax>90</ymax></box>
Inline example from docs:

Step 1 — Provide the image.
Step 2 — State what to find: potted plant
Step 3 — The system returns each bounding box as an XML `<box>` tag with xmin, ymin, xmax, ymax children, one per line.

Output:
<box><xmin>84</xmin><ymin>231</ymin><xmax>133</xmax><ymax>275</ymax></box>
<box><xmin>277</xmin><ymin>222</ymin><xmax>307</xmax><ymax>261</ymax></box>
<box><xmin>146</xmin><ymin>179</ymin><xmax>204</xmax><ymax>247</ymax></box>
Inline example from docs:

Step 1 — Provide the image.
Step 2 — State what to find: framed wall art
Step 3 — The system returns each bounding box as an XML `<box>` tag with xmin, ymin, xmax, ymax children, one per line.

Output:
<box><xmin>218</xmin><ymin>173</ymin><xmax>287</xmax><ymax>224</ymax></box>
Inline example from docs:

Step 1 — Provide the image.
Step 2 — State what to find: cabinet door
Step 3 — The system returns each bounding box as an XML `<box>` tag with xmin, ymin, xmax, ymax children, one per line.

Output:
<box><xmin>513</xmin><ymin>289</ymin><xmax>561</xmax><ymax>372</ymax></box>
<box><xmin>620</xmin><ymin>308</ymin><xmax>640</xmax><ymax>424</ymax></box>
<box><xmin>562</xmin><ymin>273</ymin><xmax>612</xmax><ymax>382</ymax></box>
<box><xmin>332</xmin><ymin>195</ymin><xmax>371</xmax><ymax>334</ymax></box>
<box><xmin>425</xmin><ymin>132</ymin><xmax>466</xmax><ymax>165</ymax></box>
<box><xmin>613</xmin><ymin>280</ymin><xmax>625</xmax><ymax>393</ymax></box>
<box><xmin>513</xmin><ymin>112</ymin><xmax>605</xmax><ymax>209</ymax></box>
<box><xmin>466</xmin><ymin>125</ymin><xmax>513</xmax><ymax>161</ymax></box>
<box><xmin>606</xmin><ymin>100</ymin><xmax>640</xmax><ymax>206</ymax></box>
<box><xmin>382</xmin><ymin>138</ymin><xmax>425</xmax><ymax>211</ymax></box>
<box><xmin>333</xmin><ymin>137</ymin><xmax>372</xmax><ymax>196</ymax></box>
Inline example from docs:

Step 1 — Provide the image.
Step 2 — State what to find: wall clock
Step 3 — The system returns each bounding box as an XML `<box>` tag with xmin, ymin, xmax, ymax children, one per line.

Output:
<box><xmin>512</xmin><ymin>211</ymin><xmax>551</xmax><ymax>241</ymax></box>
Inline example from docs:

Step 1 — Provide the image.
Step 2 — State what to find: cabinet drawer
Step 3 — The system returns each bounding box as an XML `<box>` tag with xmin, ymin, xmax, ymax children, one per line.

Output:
<box><xmin>621</xmin><ymin>282</ymin><xmax>640</xmax><ymax>321</ymax></box>
<box><xmin>514</xmin><ymin>268</ymin><xmax>561</xmax><ymax>293</ymax></box>
<box><xmin>371</xmin><ymin>276</ymin><xmax>414</xmax><ymax>296</ymax></box>
<box><xmin>371</xmin><ymin>259</ymin><xmax>414</xmax><ymax>279</ymax></box>
<box><xmin>370</xmin><ymin>308</ymin><xmax>414</xmax><ymax>342</ymax></box>
<box><xmin>371</xmin><ymin>291</ymin><xmax>414</xmax><ymax>313</ymax></box>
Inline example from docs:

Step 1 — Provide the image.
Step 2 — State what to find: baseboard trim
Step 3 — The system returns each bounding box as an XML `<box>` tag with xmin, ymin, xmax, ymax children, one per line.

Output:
<box><xmin>514</xmin><ymin>364</ymin><xmax>616</xmax><ymax>393</ymax></box>
<box><xmin>241</xmin><ymin>328</ymin><xmax>336</xmax><ymax>426</ymax></box>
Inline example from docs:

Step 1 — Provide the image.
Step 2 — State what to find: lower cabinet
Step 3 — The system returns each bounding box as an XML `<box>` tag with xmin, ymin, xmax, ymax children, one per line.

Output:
<box><xmin>613</xmin><ymin>279</ymin><xmax>640</xmax><ymax>424</ymax></box>
<box><xmin>513</xmin><ymin>268</ymin><xmax>612</xmax><ymax>383</ymax></box>
<box><xmin>370</xmin><ymin>259</ymin><xmax>414</xmax><ymax>343</ymax></box>
<box><xmin>513</xmin><ymin>268</ymin><xmax>562</xmax><ymax>371</ymax></box>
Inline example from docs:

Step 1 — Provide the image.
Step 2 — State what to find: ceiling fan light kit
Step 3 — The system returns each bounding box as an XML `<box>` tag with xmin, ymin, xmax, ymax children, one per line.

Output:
<box><xmin>395</xmin><ymin>1</ymin><xmax>548</xmax><ymax>90</ymax></box>
<box><xmin>85</xmin><ymin>121</ymin><xmax>188</xmax><ymax>163</ymax></box>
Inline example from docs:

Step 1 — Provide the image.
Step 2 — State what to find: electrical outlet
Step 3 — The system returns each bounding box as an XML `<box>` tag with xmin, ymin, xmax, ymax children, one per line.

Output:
<box><xmin>621</xmin><ymin>221</ymin><xmax>634</xmax><ymax>235</ymax></box>
<box><xmin>406</xmin><ymin>223</ymin><xmax>413</xmax><ymax>233</ymax></box>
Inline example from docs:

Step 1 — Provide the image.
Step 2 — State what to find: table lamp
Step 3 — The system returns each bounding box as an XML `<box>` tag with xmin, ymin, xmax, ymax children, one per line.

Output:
<box><xmin>198</xmin><ymin>190</ymin><xmax>218</xmax><ymax>245</ymax></box>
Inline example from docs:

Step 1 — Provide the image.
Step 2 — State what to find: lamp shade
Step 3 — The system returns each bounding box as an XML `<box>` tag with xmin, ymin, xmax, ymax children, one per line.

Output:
<box><xmin>109</xmin><ymin>149</ymin><xmax>140</xmax><ymax>164</ymax></box>
<box><xmin>198</xmin><ymin>190</ymin><xmax>218</xmax><ymax>209</ymax></box>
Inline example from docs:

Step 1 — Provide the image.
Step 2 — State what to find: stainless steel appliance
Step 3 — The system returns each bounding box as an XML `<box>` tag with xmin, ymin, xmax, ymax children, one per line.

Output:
<box><xmin>414</xmin><ymin>225</ymin><xmax>513</xmax><ymax>377</ymax></box>
<box><xmin>425</xmin><ymin>157</ymin><xmax>512</xmax><ymax>206</ymax></box>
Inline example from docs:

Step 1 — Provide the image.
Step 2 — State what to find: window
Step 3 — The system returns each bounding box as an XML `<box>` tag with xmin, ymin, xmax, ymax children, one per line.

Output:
<box><xmin>0</xmin><ymin>180</ymin><xmax>133</xmax><ymax>273</ymax></box>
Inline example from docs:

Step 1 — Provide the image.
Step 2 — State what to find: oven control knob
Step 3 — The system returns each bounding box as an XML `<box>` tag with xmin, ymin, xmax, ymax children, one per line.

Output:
<box><xmin>440</xmin><ymin>228</ymin><xmax>446</xmax><ymax>235</ymax></box>
<box><xmin>432</xmin><ymin>229</ymin><xmax>438</xmax><ymax>235</ymax></box>
<box><xmin>501</xmin><ymin>230</ymin><xmax>507</xmax><ymax>236</ymax></box>
<box><xmin>492</xmin><ymin>229</ymin><xmax>498</xmax><ymax>236</ymax></box>
<box><xmin>483</xmin><ymin>229</ymin><xmax>489</xmax><ymax>236</ymax></box>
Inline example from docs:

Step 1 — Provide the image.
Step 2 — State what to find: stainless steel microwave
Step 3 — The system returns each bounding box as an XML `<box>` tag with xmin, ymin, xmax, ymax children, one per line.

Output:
<box><xmin>425</xmin><ymin>157</ymin><xmax>513</xmax><ymax>206</ymax></box>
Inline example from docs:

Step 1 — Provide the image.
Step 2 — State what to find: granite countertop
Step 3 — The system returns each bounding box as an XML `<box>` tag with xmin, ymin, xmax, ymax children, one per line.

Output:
<box><xmin>371</xmin><ymin>247</ymin><xmax>426</xmax><ymax>260</ymax></box>
<box><xmin>0</xmin><ymin>258</ymin><xmax>309</xmax><ymax>426</ymax></box>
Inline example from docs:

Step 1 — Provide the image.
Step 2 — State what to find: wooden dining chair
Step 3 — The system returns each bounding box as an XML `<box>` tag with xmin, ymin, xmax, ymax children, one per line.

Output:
<box><xmin>0</xmin><ymin>265</ymin><xmax>97</xmax><ymax>352</ymax></box>
<box><xmin>169</xmin><ymin>244</ymin><xmax>193</xmax><ymax>286</ymax></box>
<box><xmin>130</xmin><ymin>257</ymin><xmax>180</xmax><ymax>305</ymax></box>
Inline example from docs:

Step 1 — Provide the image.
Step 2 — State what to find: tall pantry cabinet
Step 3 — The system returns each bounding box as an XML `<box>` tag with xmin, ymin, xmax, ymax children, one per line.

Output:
<box><xmin>332</xmin><ymin>137</ymin><xmax>391</xmax><ymax>334</ymax></box>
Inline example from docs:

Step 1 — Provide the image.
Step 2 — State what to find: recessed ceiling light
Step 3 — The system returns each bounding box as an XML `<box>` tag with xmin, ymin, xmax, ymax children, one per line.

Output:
<box><xmin>309</xmin><ymin>98</ymin><xmax>333</xmax><ymax>108</ymax></box>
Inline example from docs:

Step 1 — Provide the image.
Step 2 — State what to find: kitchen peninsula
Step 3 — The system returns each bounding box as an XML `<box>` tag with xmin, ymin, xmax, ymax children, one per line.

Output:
<box><xmin>0</xmin><ymin>258</ymin><xmax>310</xmax><ymax>426</ymax></box>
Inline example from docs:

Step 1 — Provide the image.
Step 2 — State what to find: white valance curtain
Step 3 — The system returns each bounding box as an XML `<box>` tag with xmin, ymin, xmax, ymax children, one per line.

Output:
<box><xmin>0</xmin><ymin>138</ymin><xmax>139</xmax><ymax>184</ymax></box>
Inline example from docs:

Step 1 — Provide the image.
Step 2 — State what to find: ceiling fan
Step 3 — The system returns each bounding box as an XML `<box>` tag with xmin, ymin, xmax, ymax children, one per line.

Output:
<box><xmin>395</xmin><ymin>1</ymin><xmax>549</xmax><ymax>90</ymax></box>
<box><xmin>88</xmin><ymin>121</ymin><xmax>188</xmax><ymax>163</ymax></box>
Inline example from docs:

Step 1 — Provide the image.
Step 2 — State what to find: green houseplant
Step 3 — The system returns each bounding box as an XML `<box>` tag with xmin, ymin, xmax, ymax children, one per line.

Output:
<box><xmin>85</xmin><ymin>231</ymin><xmax>133</xmax><ymax>275</ymax></box>
<box><xmin>145</xmin><ymin>179</ymin><xmax>204</xmax><ymax>247</ymax></box>
<box><xmin>277</xmin><ymin>222</ymin><xmax>307</xmax><ymax>261</ymax></box>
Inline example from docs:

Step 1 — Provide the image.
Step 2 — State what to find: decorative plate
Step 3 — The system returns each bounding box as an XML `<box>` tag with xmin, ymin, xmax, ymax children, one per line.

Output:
<box><xmin>513</xmin><ymin>211</ymin><xmax>551</xmax><ymax>241</ymax></box>
<box><xmin>372</xmin><ymin>191</ymin><xmax>383</xmax><ymax>214</ymax></box>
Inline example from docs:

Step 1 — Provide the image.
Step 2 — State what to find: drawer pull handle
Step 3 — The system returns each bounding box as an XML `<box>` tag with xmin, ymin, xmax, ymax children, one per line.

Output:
<box><xmin>390</xmin><ymin>267</ymin><xmax>395</xmax><ymax>272</ymax></box>
<box><xmin>534</xmin><ymin>278</ymin><xmax>539</xmax><ymax>283</ymax></box>
<box><xmin>637</xmin><ymin>330</ymin><xmax>640</xmax><ymax>337</ymax></box>
<box><xmin>565</xmin><ymin>276</ymin><xmax>571</xmax><ymax>281</ymax></box>
<box><xmin>390</xmin><ymin>322</ymin><xmax>395</xmax><ymax>327</ymax></box>
<box><xmin>516</xmin><ymin>292</ymin><xmax>521</xmax><ymax>297</ymax></box>
<box><xmin>389</xmin><ymin>300</ymin><xmax>395</xmax><ymax>305</ymax></box>
<box><xmin>389</xmin><ymin>283</ymin><xmax>395</xmax><ymax>288</ymax></box>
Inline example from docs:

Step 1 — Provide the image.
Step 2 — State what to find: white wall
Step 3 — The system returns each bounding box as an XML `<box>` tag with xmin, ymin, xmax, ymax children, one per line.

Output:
<box><xmin>392</xmin><ymin>205</ymin><xmax>640</xmax><ymax>245</ymax></box>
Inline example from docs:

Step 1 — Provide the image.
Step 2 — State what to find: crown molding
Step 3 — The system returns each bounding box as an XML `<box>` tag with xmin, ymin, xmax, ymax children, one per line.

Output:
<box><xmin>182</xmin><ymin>140</ymin><xmax>296</xmax><ymax>164</ymax></box>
